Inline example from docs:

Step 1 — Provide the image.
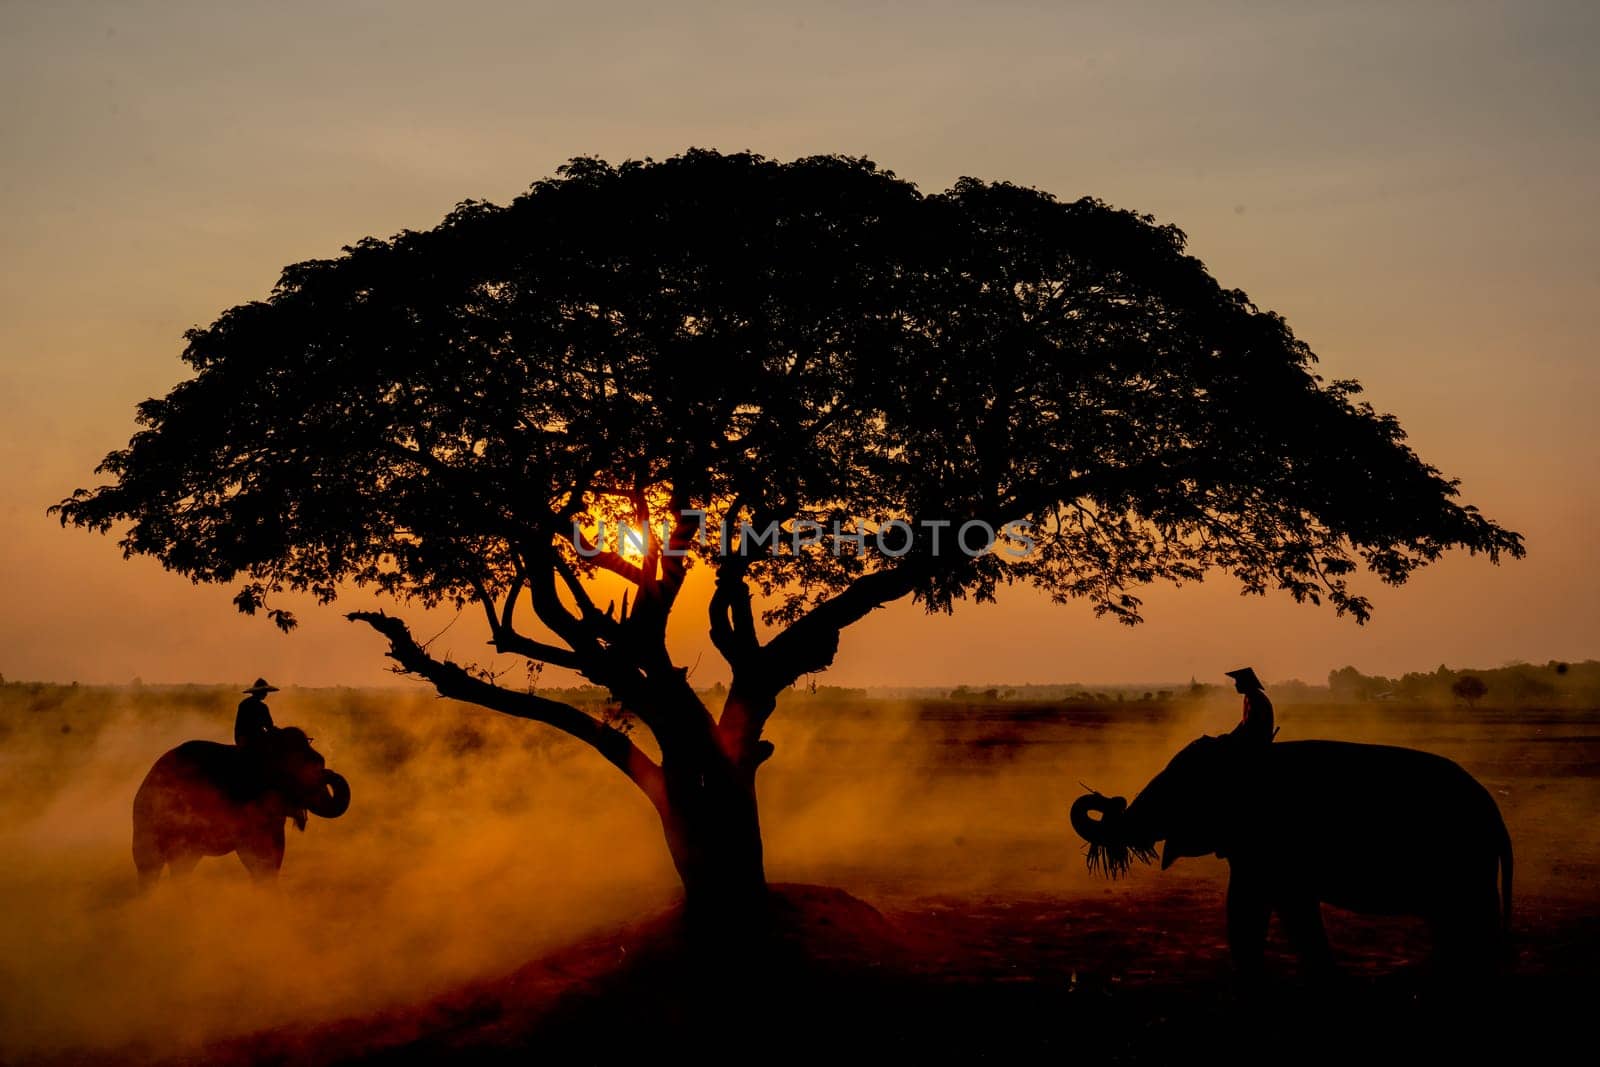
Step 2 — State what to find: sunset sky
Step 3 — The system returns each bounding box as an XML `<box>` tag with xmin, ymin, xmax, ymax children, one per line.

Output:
<box><xmin>2</xmin><ymin>1</ymin><xmax>1595</xmax><ymax>689</ymax></box>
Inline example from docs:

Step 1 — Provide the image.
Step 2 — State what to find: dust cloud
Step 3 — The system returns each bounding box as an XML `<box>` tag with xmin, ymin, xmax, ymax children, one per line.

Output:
<box><xmin>0</xmin><ymin>683</ymin><xmax>1593</xmax><ymax>1059</ymax></box>
<box><xmin>0</xmin><ymin>685</ymin><xmax>673</xmax><ymax>1057</ymax></box>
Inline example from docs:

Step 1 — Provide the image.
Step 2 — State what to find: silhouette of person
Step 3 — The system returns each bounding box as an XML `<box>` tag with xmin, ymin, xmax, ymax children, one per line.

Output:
<box><xmin>236</xmin><ymin>678</ymin><xmax>279</xmax><ymax>749</ymax></box>
<box><xmin>1225</xmin><ymin>667</ymin><xmax>1274</xmax><ymax>744</ymax></box>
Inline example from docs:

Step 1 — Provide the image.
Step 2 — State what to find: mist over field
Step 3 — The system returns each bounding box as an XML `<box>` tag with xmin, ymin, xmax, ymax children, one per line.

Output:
<box><xmin>0</xmin><ymin>684</ymin><xmax>666</xmax><ymax>1055</ymax></box>
<box><xmin>0</xmin><ymin>678</ymin><xmax>1596</xmax><ymax>1060</ymax></box>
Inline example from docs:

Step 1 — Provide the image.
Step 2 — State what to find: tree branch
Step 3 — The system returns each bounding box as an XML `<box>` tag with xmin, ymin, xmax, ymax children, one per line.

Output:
<box><xmin>708</xmin><ymin>557</ymin><xmax>760</xmax><ymax>672</ymax></box>
<box><xmin>347</xmin><ymin>610</ymin><xmax>664</xmax><ymax>810</ymax></box>
<box><xmin>760</xmin><ymin>563</ymin><xmax>925</xmax><ymax>687</ymax></box>
<box><xmin>469</xmin><ymin>574</ymin><xmax>584</xmax><ymax>669</ymax></box>
<box><xmin>571</xmin><ymin>530</ymin><xmax>649</xmax><ymax>585</ymax></box>
<box><xmin>717</xmin><ymin>561</ymin><xmax>925</xmax><ymax>757</ymax></box>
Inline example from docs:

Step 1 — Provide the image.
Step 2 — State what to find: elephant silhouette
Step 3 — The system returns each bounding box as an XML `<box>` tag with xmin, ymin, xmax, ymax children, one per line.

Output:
<box><xmin>132</xmin><ymin>726</ymin><xmax>351</xmax><ymax>888</ymax></box>
<box><xmin>1071</xmin><ymin>734</ymin><xmax>1512</xmax><ymax>979</ymax></box>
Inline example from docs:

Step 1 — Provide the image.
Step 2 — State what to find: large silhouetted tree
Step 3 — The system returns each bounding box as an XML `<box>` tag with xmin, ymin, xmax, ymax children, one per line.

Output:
<box><xmin>55</xmin><ymin>150</ymin><xmax>1522</xmax><ymax>917</ymax></box>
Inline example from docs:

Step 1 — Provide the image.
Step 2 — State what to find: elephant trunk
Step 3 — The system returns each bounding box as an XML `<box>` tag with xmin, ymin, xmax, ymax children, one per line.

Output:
<box><xmin>1070</xmin><ymin>791</ymin><xmax>1126</xmax><ymax>843</ymax></box>
<box><xmin>306</xmin><ymin>770</ymin><xmax>351</xmax><ymax>819</ymax></box>
<box><xmin>1070</xmin><ymin>791</ymin><xmax>1155</xmax><ymax>878</ymax></box>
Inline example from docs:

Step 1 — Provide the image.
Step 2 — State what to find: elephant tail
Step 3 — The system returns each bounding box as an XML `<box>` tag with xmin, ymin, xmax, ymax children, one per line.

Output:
<box><xmin>1498</xmin><ymin>820</ymin><xmax>1514</xmax><ymax>933</ymax></box>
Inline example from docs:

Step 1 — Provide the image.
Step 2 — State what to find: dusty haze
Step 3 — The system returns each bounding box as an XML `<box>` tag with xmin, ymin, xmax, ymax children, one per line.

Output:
<box><xmin>1</xmin><ymin>683</ymin><xmax>1594</xmax><ymax>1059</ymax></box>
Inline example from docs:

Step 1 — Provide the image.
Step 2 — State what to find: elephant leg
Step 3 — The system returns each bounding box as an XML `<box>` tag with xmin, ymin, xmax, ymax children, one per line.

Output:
<box><xmin>1227</xmin><ymin>870</ymin><xmax>1272</xmax><ymax>983</ymax></box>
<box><xmin>134</xmin><ymin>841</ymin><xmax>165</xmax><ymax>893</ymax></box>
<box><xmin>1430</xmin><ymin>885</ymin><xmax>1502</xmax><ymax>979</ymax></box>
<box><xmin>132</xmin><ymin>825</ymin><xmax>164</xmax><ymax>895</ymax></box>
<box><xmin>168</xmin><ymin>852</ymin><xmax>201</xmax><ymax>877</ymax></box>
<box><xmin>135</xmin><ymin>862</ymin><xmax>163</xmax><ymax>894</ymax></box>
<box><xmin>1278</xmin><ymin>894</ymin><xmax>1336</xmax><ymax>978</ymax></box>
<box><xmin>237</xmin><ymin>824</ymin><xmax>286</xmax><ymax>883</ymax></box>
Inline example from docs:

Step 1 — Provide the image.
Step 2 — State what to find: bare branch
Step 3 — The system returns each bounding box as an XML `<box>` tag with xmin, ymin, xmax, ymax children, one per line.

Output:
<box><xmin>347</xmin><ymin>610</ymin><xmax>665</xmax><ymax>809</ymax></box>
<box><xmin>467</xmin><ymin>575</ymin><xmax>584</xmax><ymax>669</ymax></box>
<box><xmin>717</xmin><ymin>561</ymin><xmax>924</xmax><ymax>757</ymax></box>
<box><xmin>709</xmin><ymin>558</ymin><xmax>759</xmax><ymax>672</ymax></box>
<box><xmin>571</xmin><ymin>530</ymin><xmax>649</xmax><ymax>585</ymax></box>
<box><xmin>761</xmin><ymin>563</ymin><xmax>924</xmax><ymax>688</ymax></box>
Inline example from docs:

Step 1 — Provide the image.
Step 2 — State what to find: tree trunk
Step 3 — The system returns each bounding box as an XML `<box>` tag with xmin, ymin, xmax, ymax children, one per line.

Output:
<box><xmin>658</xmin><ymin>742</ymin><xmax>769</xmax><ymax>929</ymax></box>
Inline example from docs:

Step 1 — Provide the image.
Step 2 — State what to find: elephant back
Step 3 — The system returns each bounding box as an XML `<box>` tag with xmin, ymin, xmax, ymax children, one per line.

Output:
<box><xmin>137</xmin><ymin>740</ymin><xmax>263</xmax><ymax>807</ymax></box>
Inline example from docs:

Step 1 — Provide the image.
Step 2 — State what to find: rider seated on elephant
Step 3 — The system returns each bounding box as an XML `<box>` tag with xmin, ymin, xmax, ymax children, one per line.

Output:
<box><xmin>236</xmin><ymin>678</ymin><xmax>308</xmax><ymax>827</ymax></box>
<box><xmin>1225</xmin><ymin>667</ymin><xmax>1275</xmax><ymax>745</ymax></box>
<box><xmin>236</xmin><ymin>678</ymin><xmax>278</xmax><ymax>749</ymax></box>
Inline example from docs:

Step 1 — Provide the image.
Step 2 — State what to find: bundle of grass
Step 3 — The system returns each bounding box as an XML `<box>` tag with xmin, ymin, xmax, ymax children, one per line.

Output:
<box><xmin>1069</xmin><ymin>790</ymin><xmax>1156</xmax><ymax>879</ymax></box>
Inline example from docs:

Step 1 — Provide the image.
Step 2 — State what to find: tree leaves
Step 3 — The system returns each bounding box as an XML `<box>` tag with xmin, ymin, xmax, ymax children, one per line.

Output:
<box><xmin>54</xmin><ymin>149</ymin><xmax>1522</xmax><ymax>659</ymax></box>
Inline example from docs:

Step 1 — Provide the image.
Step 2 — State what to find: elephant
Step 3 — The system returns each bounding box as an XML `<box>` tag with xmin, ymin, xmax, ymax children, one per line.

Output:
<box><xmin>132</xmin><ymin>726</ymin><xmax>350</xmax><ymax>888</ymax></box>
<box><xmin>1070</xmin><ymin>734</ymin><xmax>1512</xmax><ymax>979</ymax></box>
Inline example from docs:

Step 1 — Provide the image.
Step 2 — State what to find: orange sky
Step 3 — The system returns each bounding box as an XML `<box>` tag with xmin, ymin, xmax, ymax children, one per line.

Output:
<box><xmin>2</xmin><ymin>2</ymin><xmax>1596</xmax><ymax>688</ymax></box>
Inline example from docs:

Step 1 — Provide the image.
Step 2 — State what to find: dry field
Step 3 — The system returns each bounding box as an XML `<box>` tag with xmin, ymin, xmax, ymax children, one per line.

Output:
<box><xmin>1</xmin><ymin>684</ymin><xmax>1595</xmax><ymax>1062</ymax></box>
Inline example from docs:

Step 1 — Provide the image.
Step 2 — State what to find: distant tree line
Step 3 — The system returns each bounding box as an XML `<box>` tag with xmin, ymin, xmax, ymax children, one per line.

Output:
<box><xmin>1327</xmin><ymin>660</ymin><xmax>1595</xmax><ymax>707</ymax></box>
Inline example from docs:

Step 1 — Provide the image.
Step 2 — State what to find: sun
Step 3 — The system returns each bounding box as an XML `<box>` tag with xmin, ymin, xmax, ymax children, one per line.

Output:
<box><xmin>616</xmin><ymin>523</ymin><xmax>649</xmax><ymax>560</ymax></box>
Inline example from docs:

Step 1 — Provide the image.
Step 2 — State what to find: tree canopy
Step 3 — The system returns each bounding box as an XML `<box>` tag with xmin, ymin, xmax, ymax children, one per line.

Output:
<box><xmin>55</xmin><ymin>150</ymin><xmax>1522</xmax><ymax>900</ymax></box>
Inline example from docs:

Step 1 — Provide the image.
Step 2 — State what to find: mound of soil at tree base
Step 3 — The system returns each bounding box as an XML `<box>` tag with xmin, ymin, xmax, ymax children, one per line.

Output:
<box><xmin>196</xmin><ymin>884</ymin><xmax>923</xmax><ymax>1066</ymax></box>
<box><xmin>172</xmin><ymin>883</ymin><xmax>1596</xmax><ymax>1065</ymax></box>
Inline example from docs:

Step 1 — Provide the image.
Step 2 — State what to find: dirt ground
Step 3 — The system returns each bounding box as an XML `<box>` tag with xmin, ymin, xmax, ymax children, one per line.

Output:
<box><xmin>2</xmin><ymin>688</ymin><xmax>1596</xmax><ymax>1063</ymax></box>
